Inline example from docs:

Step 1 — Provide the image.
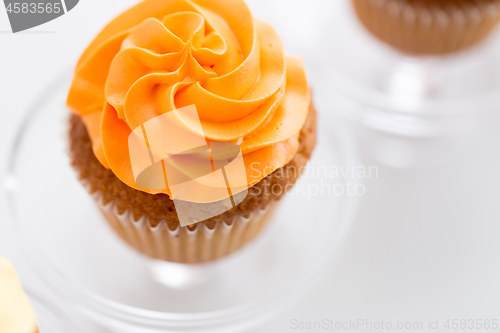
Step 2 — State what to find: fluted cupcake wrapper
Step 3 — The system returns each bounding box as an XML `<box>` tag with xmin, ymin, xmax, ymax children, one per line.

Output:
<box><xmin>352</xmin><ymin>0</ymin><xmax>500</xmax><ymax>55</ymax></box>
<box><xmin>88</xmin><ymin>188</ymin><xmax>277</xmax><ymax>264</ymax></box>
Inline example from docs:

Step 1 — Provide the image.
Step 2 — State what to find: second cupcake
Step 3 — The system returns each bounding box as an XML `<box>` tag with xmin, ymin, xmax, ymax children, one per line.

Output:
<box><xmin>352</xmin><ymin>0</ymin><xmax>500</xmax><ymax>55</ymax></box>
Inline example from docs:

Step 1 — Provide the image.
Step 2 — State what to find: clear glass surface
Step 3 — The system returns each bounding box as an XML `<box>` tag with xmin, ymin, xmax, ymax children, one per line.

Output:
<box><xmin>6</xmin><ymin>72</ymin><xmax>361</xmax><ymax>332</ymax></box>
<box><xmin>27</xmin><ymin>291</ymin><xmax>80</xmax><ymax>333</ymax></box>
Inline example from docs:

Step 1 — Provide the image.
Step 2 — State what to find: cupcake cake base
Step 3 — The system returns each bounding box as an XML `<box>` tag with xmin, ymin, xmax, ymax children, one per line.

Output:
<box><xmin>352</xmin><ymin>0</ymin><xmax>500</xmax><ymax>55</ymax></box>
<box><xmin>96</xmin><ymin>191</ymin><xmax>278</xmax><ymax>263</ymax></box>
<box><xmin>69</xmin><ymin>103</ymin><xmax>317</xmax><ymax>264</ymax></box>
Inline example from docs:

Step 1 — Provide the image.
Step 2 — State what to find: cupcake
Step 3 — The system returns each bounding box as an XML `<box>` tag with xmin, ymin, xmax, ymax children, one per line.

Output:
<box><xmin>67</xmin><ymin>0</ymin><xmax>316</xmax><ymax>264</ymax></box>
<box><xmin>0</xmin><ymin>258</ymin><xmax>38</xmax><ymax>333</ymax></box>
<box><xmin>351</xmin><ymin>0</ymin><xmax>500</xmax><ymax>55</ymax></box>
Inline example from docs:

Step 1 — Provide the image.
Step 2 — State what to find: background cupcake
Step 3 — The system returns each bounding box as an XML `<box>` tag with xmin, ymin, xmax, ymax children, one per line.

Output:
<box><xmin>351</xmin><ymin>0</ymin><xmax>500</xmax><ymax>55</ymax></box>
<box><xmin>67</xmin><ymin>0</ymin><xmax>316</xmax><ymax>264</ymax></box>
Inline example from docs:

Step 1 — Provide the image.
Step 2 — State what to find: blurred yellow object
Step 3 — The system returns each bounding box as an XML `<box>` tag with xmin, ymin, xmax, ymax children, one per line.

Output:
<box><xmin>0</xmin><ymin>258</ymin><xmax>37</xmax><ymax>333</ymax></box>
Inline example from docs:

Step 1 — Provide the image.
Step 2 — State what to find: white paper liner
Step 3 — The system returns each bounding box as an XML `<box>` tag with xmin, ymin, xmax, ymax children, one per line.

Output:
<box><xmin>87</xmin><ymin>187</ymin><xmax>276</xmax><ymax>264</ymax></box>
<box><xmin>352</xmin><ymin>0</ymin><xmax>500</xmax><ymax>54</ymax></box>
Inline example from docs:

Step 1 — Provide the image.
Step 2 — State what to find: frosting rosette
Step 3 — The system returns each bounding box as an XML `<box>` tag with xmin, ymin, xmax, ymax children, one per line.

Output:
<box><xmin>67</xmin><ymin>0</ymin><xmax>311</xmax><ymax>198</ymax></box>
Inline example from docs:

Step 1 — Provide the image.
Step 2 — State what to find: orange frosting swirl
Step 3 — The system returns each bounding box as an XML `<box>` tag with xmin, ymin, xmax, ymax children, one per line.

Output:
<box><xmin>67</xmin><ymin>0</ymin><xmax>311</xmax><ymax>197</ymax></box>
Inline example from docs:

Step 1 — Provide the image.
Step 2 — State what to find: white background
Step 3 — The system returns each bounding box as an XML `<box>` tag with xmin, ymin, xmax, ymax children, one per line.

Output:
<box><xmin>1</xmin><ymin>0</ymin><xmax>500</xmax><ymax>332</ymax></box>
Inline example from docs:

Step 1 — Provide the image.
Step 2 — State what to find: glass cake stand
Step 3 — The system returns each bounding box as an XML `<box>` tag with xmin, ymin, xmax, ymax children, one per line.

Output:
<box><xmin>294</xmin><ymin>0</ymin><xmax>500</xmax><ymax>168</ymax></box>
<box><xmin>6</xmin><ymin>71</ymin><xmax>361</xmax><ymax>332</ymax></box>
